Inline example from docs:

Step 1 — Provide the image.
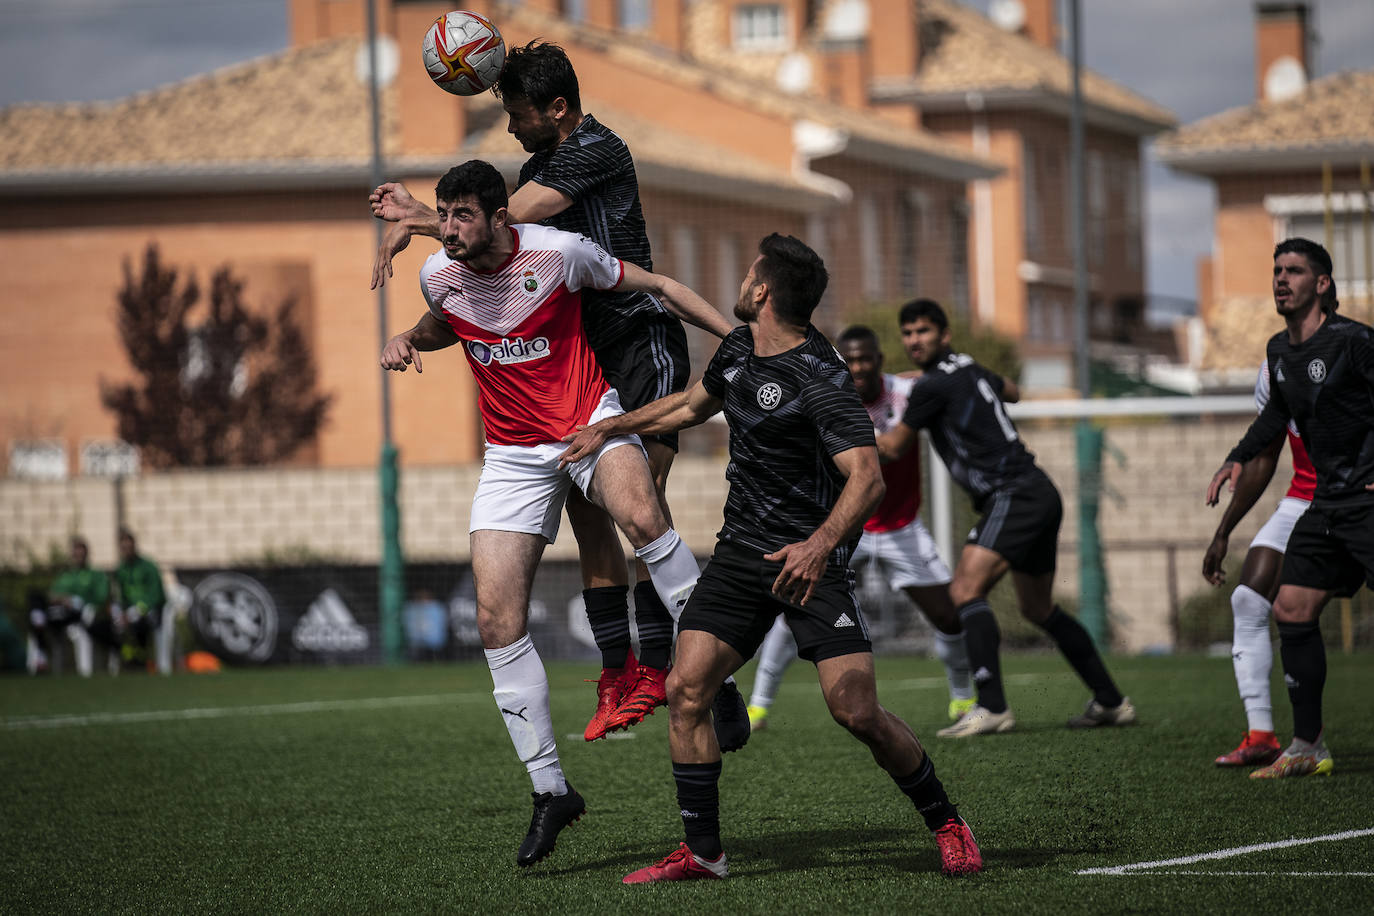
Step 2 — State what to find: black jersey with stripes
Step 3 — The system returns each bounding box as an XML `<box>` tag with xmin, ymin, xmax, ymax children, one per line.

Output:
<box><xmin>702</xmin><ymin>325</ymin><xmax>876</xmax><ymax>567</ymax></box>
<box><xmin>1227</xmin><ymin>314</ymin><xmax>1374</xmax><ymax>506</ymax></box>
<box><xmin>899</xmin><ymin>351</ymin><xmax>1038</xmax><ymax>506</ymax></box>
<box><xmin>517</xmin><ymin>114</ymin><xmax>672</xmax><ymax>351</ymax></box>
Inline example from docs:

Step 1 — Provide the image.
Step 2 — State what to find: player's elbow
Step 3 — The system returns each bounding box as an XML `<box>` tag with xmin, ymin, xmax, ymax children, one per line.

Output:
<box><xmin>864</xmin><ymin>476</ymin><xmax>887</xmax><ymax>515</ymax></box>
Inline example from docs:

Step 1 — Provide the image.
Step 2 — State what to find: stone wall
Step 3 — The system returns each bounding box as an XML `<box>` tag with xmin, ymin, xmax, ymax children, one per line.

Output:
<box><xmin>1</xmin><ymin>416</ymin><xmax>1287</xmax><ymax>653</ymax></box>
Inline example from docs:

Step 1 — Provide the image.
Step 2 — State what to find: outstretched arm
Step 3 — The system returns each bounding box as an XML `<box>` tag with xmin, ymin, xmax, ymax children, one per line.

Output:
<box><xmin>875</xmin><ymin>421</ymin><xmax>919</xmax><ymax>464</ymax></box>
<box><xmin>1202</xmin><ymin>432</ymin><xmax>1283</xmax><ymax>585</ymax></box>
<box><xmin>559</xmin><ymin>380</ymin><xmax>722</xmax><ymax>466</ymax></box>
<box><xmin>765</xmin><ymin>446</ymin><xmax>885</xmax><ymax>606</ymax></box>
<box><xmin>616</xmin><ymin>262</ymin><xmax>734</xmax><ymax>339</ymax></box>
<box><xmin>370</xmin><ymin>182</ymin><xmax>441</xmax><ymax>290</ymax></box>
<box><xmin>380</xmin><ymin>312</ymin><xmax>459</xmax><ymax>374</ymax></box>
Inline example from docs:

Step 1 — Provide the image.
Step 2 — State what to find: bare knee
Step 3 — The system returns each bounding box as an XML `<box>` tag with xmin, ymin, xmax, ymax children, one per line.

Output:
<box><xmin>948</xmin><ymin>580</ymin><xmax>982</xmax><ymax>608</ymax></box>
<box><xmin>476</xmin><ymin>604</ymin><xmax>526</xmax><ymax>649</ymax></box>
<box><xmin>667</xmin><ymin>669</ymin><xmax>714</xmax><ymax>722</ymax></box>
<box><xmin>828</xmin><ymin>697</ymin><xmax>885</xmax><ymax>740</ymax></box>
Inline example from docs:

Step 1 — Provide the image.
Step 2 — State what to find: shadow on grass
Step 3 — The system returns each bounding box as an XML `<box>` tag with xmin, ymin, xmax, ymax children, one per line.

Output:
<box><xmin>531</xmin><ymin>825</ymin><xmax>1115</xmax><ymax>879</ymax></box>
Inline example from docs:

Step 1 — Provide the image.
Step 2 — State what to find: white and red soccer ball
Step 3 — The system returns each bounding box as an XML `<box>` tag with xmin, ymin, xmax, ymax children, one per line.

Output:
<box><xmin>421</xmin><ymin>10</ymin><xmax>507</xmax><ymax>96</ymax></box>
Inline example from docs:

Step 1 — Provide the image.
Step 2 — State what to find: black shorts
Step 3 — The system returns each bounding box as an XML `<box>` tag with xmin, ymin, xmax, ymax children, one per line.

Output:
<box><xmin>595</xmin><ymin>317</ymin><xmax>689</xmax><ymax>452</ymax></box>
<box><xmin>967</xmin><ymin>469</ymin><xmax>1062</xmax><ymax>576</ymax></box>
<box><xmin>680</xmin><ymin>540</ymin><xmax>873</xmax><ymax>664</ymax></box>
<box><xmin>1279</xmin><ymin>500</ymin><xmax>1374</xmax><ymax>597</ymax></box>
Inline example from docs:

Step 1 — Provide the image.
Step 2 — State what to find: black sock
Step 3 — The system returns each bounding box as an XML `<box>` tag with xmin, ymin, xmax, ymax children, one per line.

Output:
<box><xmin>673</xmin><ymin>760</ymin><xmax>723</xmax><ymax>860</ymax></box>
<box><xmin>894</xmin><ymin>755</ymin><xmax>958</xmax><ymax>831</ymax></box>
<box><xmin>1278</xmin><ymin>620</ymin><xmax>1326</xmax><ymax>744</ymax></box>
<box><xmin>1040</xmin><ymin>606</ymin><xmax>1123</xmax><ymax>708</ymax></box>
<box><xmin>584</xmin><ymin>586</ymin><xmax>630</xmax><ymax>669</ymax></box>
<box><xmin>958</xmin><ymin>600</ymin><xmax>1007</xmax><ymax>714</ymax></box>
<box><xmin>633</xmin><ymin>581</ymin><xmax>673</xmax><ymax>670</ymax></box>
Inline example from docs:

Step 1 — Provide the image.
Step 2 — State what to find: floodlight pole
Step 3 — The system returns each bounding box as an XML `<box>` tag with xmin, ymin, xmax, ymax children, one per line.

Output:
<box><xmin>1068</xmin><ymin>0</ymin><xmax>1107</xmax><ymax>647</ymax></box>
<box><xmin>367</xmin><ymin>0</ymin><xmax>405</xmax><ymax>666</ymax></box>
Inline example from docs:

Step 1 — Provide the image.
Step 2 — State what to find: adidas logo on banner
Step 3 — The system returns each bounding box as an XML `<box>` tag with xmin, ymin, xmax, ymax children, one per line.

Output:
<box><xmin>292</xmin><ymin>588</ymin><xmax>369</xmax><ymax>653</ymax></box>
<box><xmin>833</xmin><ymin>613</ymin><xmax>855</xmax><ymax>628</ymax></box>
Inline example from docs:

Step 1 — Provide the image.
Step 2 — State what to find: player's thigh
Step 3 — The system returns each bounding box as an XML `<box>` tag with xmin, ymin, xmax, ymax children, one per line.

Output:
<box><xmin>815</xmin><ymin>650</ymin><xmax>880</xmax><ymax>721</ymax></box>
<box><xmin>585</xmin><ymin>442</ymin><xmax>667</xmax><ymax>546</ymax></box>
<box><xmin>1238</xmin><ymin>546</ymin><xmax>1285</xmax><ymax>601</ymax></box>
<box><xmin>671</xmin><ymin>628</ymin><xmax>747</xmax><ymax>709</ymax></box>
<box><xmin>902</xmin><ymin>584</ymin><xmax>959</xmax><ymax>633</ymax></box>
<box><xmin>1245</xmin><ymin>497</ymin><xmax>1310</xmax><ymax>598</ymax></box>
<box><xmin>949</xmin><ymin>544</ymin><xmax>1010</xmax><ymax>605</ymax></box>
<box><xmin>470</xmin><ymin>530</ymin><xmax>547</xmax><ymax>647</ymax></box>
<box><xmin>564</xmin><ymin>488</ymin><xmax>628</xmax><ymax>589</ymax></box>
<box><xmin>1272</xmin><ymin>584</ymin><xmax>1331</xmax><ymax>625</ymax></box>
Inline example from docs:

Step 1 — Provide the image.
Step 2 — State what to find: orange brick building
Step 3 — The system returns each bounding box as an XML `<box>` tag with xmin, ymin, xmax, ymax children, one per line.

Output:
<box><xmin>1156</xmin><ymin>2</ymin><xmax>1374</xmax><ymax>376</ymax></box>
<box><xmin>0</xmin><ymin>0</ymin><xmax>1171</xmax><ymax>475</ymax></box>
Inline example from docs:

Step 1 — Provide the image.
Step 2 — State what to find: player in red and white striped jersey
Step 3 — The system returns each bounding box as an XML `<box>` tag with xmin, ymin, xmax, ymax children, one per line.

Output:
<box><xmin>1203</xmin><ymin>357</ymin><xmax>1317</xmax><ymax>767</ymax></box>
<box><xmin>381</xmin><ymin>160</ymin><xmax>731</xmax><ymax>868</ymax></box>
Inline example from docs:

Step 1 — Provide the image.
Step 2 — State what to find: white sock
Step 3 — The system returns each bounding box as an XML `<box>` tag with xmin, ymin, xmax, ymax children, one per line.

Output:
<box><xmin>634</xmin><ymin>529</ymin><xmax>700</xmax><ymax>622</ymax></box>
<box><xmin>934</xmin><ymin>630</ymin><xmax>975</xmax><ymax>700</ymax></box>
<box><xmin>1230</xmin><ymin>584</ymin><xmax>1274</xmax><ymax>733</ymax></box>
<box><xmin>485</xmin><ymin>634</ymin><xmax>566</xmax><ymax>795</ymax></box>
<box><xmin>749</xmin><ymin>616</ymin><xmax>796</xmax><ymax>708</ymax></box>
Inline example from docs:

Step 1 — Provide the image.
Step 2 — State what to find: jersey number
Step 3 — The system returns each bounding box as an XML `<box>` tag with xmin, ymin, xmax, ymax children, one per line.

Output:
<box><xmin>977</xmin><ymin>378</ymin><xmax>1017</xmax><ymax>442</ymax></box>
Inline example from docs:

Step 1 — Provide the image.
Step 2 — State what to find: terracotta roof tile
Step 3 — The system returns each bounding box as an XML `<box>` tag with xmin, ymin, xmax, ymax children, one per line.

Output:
<box><xmin>0</xmin><ymin>39</ymin><xmax>400</xmax><ymax>169</ymax></box>
<box><xmin>901</xmin><ymin>0</ymin><xmax>1174</xmax><ymax>127</ymax></box>
<box><xmin>1156</xmin><ymin>70</ymin><xmax>1374</xmax><ymax>161</ymax></box>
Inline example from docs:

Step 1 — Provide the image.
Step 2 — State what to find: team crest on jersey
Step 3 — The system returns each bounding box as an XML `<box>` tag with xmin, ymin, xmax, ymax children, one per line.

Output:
<box><xmin>521</xmin><ymin>269</ymin><xmax>539</xmax><ymax>297</ymax></box>
<box><xmin>756</xmin><ymin>382</ymin><xmax>783</xmax><ymax>410</ymax></box>
<box><xmin>1307</xmin><ymin>358</ymin><xmax>1326</xmax><ymax>383</ymax></box>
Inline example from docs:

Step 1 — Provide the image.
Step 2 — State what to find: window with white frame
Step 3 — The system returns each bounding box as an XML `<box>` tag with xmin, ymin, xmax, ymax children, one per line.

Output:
<box><xmin>671</xmin><ymin>225</ymin><xmax>699</xmax><ymax>292</ymax></box>
<box><xmin>716</xmin><ymin>234</ymin><xmax>741</xmax><ymax>315</ymax></box>
<box><xmin>733</xmin><ymin>4</ymin><xmax>788</xmax><ymax>51</ymax></box>
<box><xmin>858</xmin><ymin>195</ymin><xmax>883</xmax><ymax>300</ymax></box>
<box><xmin>618</xmin><ymin>0</ymin><xmax>651</xmax><ymax>30</ymax></box>
<box><xmin>1277</xmin><ymin>193</ymin><xmax>1374</xmax><ymax>302</ymax></box>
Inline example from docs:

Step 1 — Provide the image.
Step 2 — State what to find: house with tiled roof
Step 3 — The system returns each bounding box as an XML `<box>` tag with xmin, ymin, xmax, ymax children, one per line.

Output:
<box><xmin>673</xmin><ymin>0</ymin><xmax>1175</xmax><ymax>389</ymax></box>
<box><xmin>1156</xmin><ymin>2</ymin><xmax>1374</xmax><ymax>378</ymax></box>
<box><xmin>0</xmin><ymin>0</ymin><xmax>1006</xmax><ymax>475</ymax></box>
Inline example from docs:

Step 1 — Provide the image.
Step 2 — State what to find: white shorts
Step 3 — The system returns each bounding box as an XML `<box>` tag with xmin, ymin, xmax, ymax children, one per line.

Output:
<box><xmin>852</xmin><ymin>518</ymin><xmax>952</xmax><ymax>589</ymax></box>
<box><xmin>469</xmin><ymin>389</ymin><xmax>643</xmax><ymax>544</ymax></box>
<box><xmin>1250</xmin><ymin>496</ymin><xmax>1311</xmax><ymax>554</ymax></box>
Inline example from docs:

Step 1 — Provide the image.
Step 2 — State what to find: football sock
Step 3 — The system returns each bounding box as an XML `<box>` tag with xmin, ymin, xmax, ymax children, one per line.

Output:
<box><xmin>1277</xmin><ymin>620</ymin><xmax>1325</xmax><ymax>744</ymax></box>
<box><xmin>1040</xmin><ymin>606</ymin><xmax>1123</xmax><ymax>709</ymax></box>
<box><xmin>957</xmin><ymin>599</ymin><xmax>1007</xmax><ymax>714</ymax></box>
<box><xmin>584</xmin><ymin>585</ymin><xmax>631</xmax><ymax>670</ymax></box>
<box><xmin>632</xmin><ymin>581</ymin><xmax>673</xmax><ymax>670</ymax></box>
<box><xmin>673</xmin><ymin>760</ymin><xmax>723</xmax><ymax>860</ymax></box>
<box><xmin>634</xmin><ymin>529</ymin><xmax>699</xmax><ymax>622</ymax></box>
<box><xmin>749</xmin><ymin>616</ymin><xmax>796</xmax><ymax>709</ymax></box>
<box><xmin>933</xmin><ymin>629</ymin><xmax>975</xmax><ymax>700</ymax></box>
<box><xmin>894</xmin><ymin>754</ymin><xmax>958</xmax><ymax>831</ymax></box>
<box><xmin>1230</xmin><ymin>584</ymin><xmax>1275</xmax><ymax>733</ymax></box>
<box><xmin>485</xmin><ymin>634</ymin><xmax>565</xmax><ymax>795</ymax></box>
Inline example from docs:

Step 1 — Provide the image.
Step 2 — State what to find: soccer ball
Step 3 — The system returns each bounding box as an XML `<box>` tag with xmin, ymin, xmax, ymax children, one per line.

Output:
<box><xmin>421</xmin><ymin>10</ymin><xmax>507</xmax><ymax>96</ymax></box>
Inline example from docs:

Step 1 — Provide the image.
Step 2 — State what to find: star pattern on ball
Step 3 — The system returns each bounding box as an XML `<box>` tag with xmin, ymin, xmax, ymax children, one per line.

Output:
<box><xmin>431</xmin><ymin>17</ymin><xmax>502</xmax><ymax>92</ymax></box>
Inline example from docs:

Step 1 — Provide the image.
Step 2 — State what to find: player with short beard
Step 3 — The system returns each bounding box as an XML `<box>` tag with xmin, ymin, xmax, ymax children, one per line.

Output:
<box><xmin>381</xmin><ymin>160</ymin><xmax>730</xmax><ymax>867</ymax></box>
<box><xmin>370</xmin><ymin>42</ymin><xmax>751</xmax><ymax>749</ymax></box>
<box><xmin>1209</xmin><ymin>238</ymin><xmax>1374</xmax><ymax>779</ymax></box>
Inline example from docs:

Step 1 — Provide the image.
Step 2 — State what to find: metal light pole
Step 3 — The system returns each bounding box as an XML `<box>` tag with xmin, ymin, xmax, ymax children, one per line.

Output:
<box><xmin>366</xmin><ymin>0</ymin><xmax>405</xmax><ymax>665</ymax></box>
<box><xmin>1068</xmin><ymin>0</ymin><xmax>1108</xmax><ymax>646</ymax></box>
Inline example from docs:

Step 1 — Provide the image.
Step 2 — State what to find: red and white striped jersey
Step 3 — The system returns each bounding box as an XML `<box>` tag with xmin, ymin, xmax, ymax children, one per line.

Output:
<box><xmin>1255</xmin><ymin>360</ymin><xmax>1316</xmax><ymax>501</ymax></box>
<box><xmin>864</xmin><ymin>373</ymin><xmax>922</xmax><ymax>533</ymax></box>
<box><xmin>420</xmin><ymin>224</ymin><xmax>624</xmax><ymax>446</ymax></box>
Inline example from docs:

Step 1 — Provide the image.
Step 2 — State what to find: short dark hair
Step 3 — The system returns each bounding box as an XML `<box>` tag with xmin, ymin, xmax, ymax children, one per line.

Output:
<box><xmin>435</xmin><ymin>160</ymin><xmax>509</xmax><ymax>218</ymax></box>
<box><xmin>495</xmin><ymin>40</ymin><xmax>581</xmax><ymax>111</ymax></box>
<box><xmin>1274</xmin><ymin>237</ymin><xmax>1333</xmax><ymax>279</ymax></box>
<box><xmin>898</xmin><ymin>298</ymin><xmax>948</xmax><ymax>332</ymax></box>
<box><xmin>755</xmin><ymin>233</ymin><xmax>828</xmax><ymax>327</ymax></box>
<box><xmin>836</xmin><ymin>325</ymin><xmax>879</xmax><ymax>349</ymax></box>
<box><xmin>1323</xmin><ymin>277</ymin><xmax>1340</xmax><ymax>313</ymax></box>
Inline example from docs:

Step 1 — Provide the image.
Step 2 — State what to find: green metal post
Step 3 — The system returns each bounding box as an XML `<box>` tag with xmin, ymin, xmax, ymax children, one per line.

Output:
<box><xmin>1076</xmin><ymin>422</ymin><xmax>1107</xmax><ymax>647</ymax></box>
<box><xmin>379</xmin><ymin>442</ymin><xmax>404</xmax><ymax>664</ymax></box>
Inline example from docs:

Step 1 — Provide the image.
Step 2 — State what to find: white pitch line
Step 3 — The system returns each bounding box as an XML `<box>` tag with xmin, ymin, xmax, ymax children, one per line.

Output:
<box><xmin>2</xmin><ymin>693</ymin><xmax>479</xmax><ymax>731</ymax></box>
<box><xmin>1077</xmin><ymin>828</ymin><xmax>1374</xmax><ymax>875</ymax></box>
<box><xmin>1114</xmin><ymin>871</ymin><xmax>1374</xmax><ymax>877</ymax></box>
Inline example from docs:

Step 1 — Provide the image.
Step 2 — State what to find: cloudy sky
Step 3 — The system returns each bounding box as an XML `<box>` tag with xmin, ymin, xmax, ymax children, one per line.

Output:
<box><xmin>1</xmin><ymin>0</ymin><xmax>1370</xmax><ymax>301</ymax></box>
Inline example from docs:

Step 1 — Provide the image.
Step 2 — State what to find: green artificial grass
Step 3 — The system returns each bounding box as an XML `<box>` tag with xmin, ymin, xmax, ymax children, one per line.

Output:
<box><xmin>2</xmin><ymin>654</ymin><xmax>1370</xmax><ymax>914</ymax></box>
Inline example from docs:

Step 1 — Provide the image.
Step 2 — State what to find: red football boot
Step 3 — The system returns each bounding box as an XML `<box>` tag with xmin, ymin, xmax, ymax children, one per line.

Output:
<box><xmin>622</xmin><ymin>843</ymin><xmax>727</xmax><ymax>883</ymax></box>
<box><xmin>934</xmin><ymin>816</ymin><xmax>983</xmax><ymax>876</ymax></box>
<box><xmin>583</xmin><ymin>650</ymin><xmax>637</xmax><ymax>742</ymax></box>
<box><xmin>605</xmin><ymin>663</ymin><xmax>669</xmax><ymax>731</ymax></box>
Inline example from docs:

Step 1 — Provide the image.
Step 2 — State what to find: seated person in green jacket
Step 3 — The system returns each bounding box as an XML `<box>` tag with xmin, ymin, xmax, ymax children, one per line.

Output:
<box><xmin>113</xmin><ymin>528</ymin><xmax>166</xmax><ymax>666</ymax></box>
<box><xmin>28</xmin><ymin>535</ymin><xmax>116</xmax><ymax>673</ymax></box>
